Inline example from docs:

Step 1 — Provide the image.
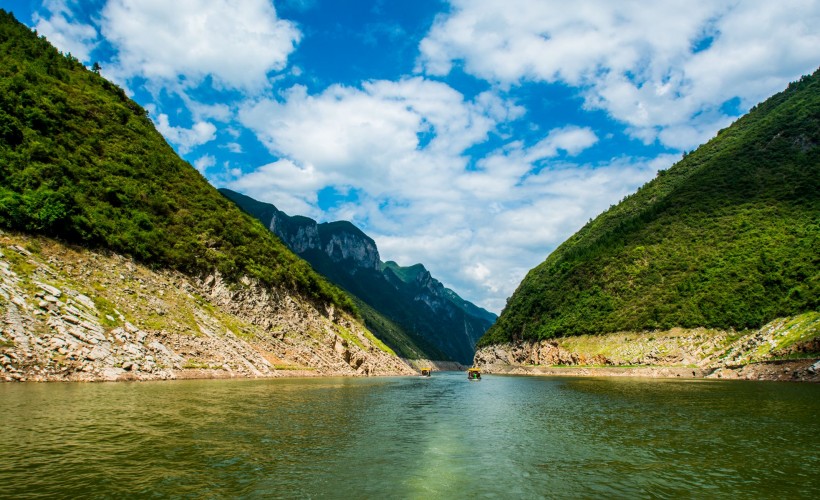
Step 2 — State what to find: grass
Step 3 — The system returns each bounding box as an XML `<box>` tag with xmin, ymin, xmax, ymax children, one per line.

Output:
<box><xmin>92</xmin><ymin>294</ymin><xmax>122</xmax><ymax>328</ymax></box>
<box><xmin>2</xmin><ymin>244</ymin><xmax>37</xmax><ymax>280</ymax></box>
<box><xmin>273</xmin><ymin>364</ymin><xmax>315</xmax><ymax>371</ymax></box>
<box><xmin>749</xmin><ymin>312</ymin><xmax>819</xmax><ymax>361</ymax></box>
<box><xmin>335</xmin><ymin>324</ymin><xmax>365</xmax><ymax>351</ymax></box>
<box><xmin>362</xmin><ymin>329</ymin><xmax>396</xmax><ymax>356</ymax></box>
<box><xmin>768</xmin><ymin>352</ymin><xmax>820</xmax><ymax>361</ymax></box>
<box><xmin>196</xmin><ymin>296</ymin><xmax>258</xmax><ymax>341</ymax></box>
<box><xmin>778</xmin><ymin>312</ymin><xmax>820</xmax><ymax>348</ymax></box>
<box><xmin>182</xmin><ymin>358</ymin><xmax>221</xmax><ymax>370</ymax></box>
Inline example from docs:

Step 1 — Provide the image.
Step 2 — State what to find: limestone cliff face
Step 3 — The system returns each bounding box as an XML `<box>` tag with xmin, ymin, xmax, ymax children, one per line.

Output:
<box><xmin>219</xmin><ymin>188</ymin><xmax>497</xmax><ymax>365</ymax></box>
<box><xmin>269</xmin><ymin>211</ymin><xmax>320</xmax><ymax>254</ymax></box>
<box><xmin>0</xmin><ymin>232</ymin><xmax>416</xmax><ymax>382</ymax></box>
<box><xmin>264</xmin><ymin>205</ymin><xmax>380</xmax><ymax>272</ymax></box>
<box><xmin>319</xmin><ymin>222</ymin><xmax>380</xmax><ymax>271</ymax></box>
<box><xmin>411</xmin><ymin>267</ymin><xmax>455</xmax><ymax>319</ymax></box>
<box><xmin>472</xmin><ymin>319</ymin><xmax>820</xmax><ymax>382</ymax></box>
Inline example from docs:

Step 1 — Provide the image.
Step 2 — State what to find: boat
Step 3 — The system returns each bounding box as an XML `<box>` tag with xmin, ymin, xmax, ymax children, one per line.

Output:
<box><xmin>467</xmin><ymin>368</ymin><xmax>481</xmax><ymax>381</ymax></box>
<box><xmin>420</xmin><ymin>367</ymin><xmax>432</xmax><ymax>377</ymax></box>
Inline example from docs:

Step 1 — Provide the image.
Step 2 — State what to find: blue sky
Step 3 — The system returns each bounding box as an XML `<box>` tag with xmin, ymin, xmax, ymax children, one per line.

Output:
<box><xmin>6</xmin><ymin>0</ymin><xmax>820</xmax><ymax>313</ymax></box>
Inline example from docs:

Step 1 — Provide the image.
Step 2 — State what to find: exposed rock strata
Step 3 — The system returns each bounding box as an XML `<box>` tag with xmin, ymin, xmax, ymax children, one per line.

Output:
<box><xmin>0</xmin><ymin>232</ymin><xmax>416</xmax><ymax>382</ymax></box>
<box><xmin>474</xmin><ymin>320</ymin><xmax>820</xmax><ymax>382</ymax></box>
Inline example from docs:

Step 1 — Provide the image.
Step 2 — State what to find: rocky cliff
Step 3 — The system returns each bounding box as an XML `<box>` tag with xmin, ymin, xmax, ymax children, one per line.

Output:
<box><xmin>0</xmin><ymin>231</ymin><xmax>416</xmax><ymax>382</ymax></box>
<box><xmin>473</xmin><ymin>315</ymin><xmax>820</xmax><ymax>382</ymax></box>
<box><xmin>317</xmin><ymin>221</ymin><xmax>380</xmax><ymax>271</ymax></box>
<box><xmin>220</xmin><ymin>188</ymin><xmax>496</xmax><ymax>364</ymax></box>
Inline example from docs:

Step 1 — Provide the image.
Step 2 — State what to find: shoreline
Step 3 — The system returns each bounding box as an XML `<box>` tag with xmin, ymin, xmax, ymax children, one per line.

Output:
<box><xmin>1</xmin><ymin>357</ymin><xmax>463</xmax><ymax>383</ymax></box>
<box><xmin>1</xmin><ymin>367</ymin><xmax>412</xmax><ymax>383</ymax></box>
<box><xmin>480</xmin><ymin>358</ymin><xmax>820</xmax><ymax>382</ymax></box>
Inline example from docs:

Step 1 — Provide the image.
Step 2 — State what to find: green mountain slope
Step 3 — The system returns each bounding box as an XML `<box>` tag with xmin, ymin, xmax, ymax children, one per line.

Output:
<box><xmin>0</xmin><ymin>10</ymin><xmax>354</xmax><ymax>315</ymax></box>
<box><xmin>382</xmin><ymin>261</ymin><xmax>497</xmax><ymax>324</ymax></box>
<box><xmin>220</xmin><ymin>188</ymin><xmax>496</xmax><ymax>364</ymax></box>
<box><xmin>481</xmin><ymin>69</ymin><xmax>820</xmax><ymax>346</ymax></box>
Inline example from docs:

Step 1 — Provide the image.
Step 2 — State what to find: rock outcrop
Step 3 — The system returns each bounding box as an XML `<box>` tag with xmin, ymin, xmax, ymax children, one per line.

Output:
<box><xmin>318</xmin><ymin>222</ymin><xmax>380</xmax><ymax>271</ymax></box>
<box><xmin>0</xmin><ymin>232</ymin><xmax>417</xmax><ymax>382</ymax></box>
<box><xmin>473</xmin><ymin>317</ymin><xmax>820</xmax><ymax>382</ymax></box>
<box><xmin>220</xmin><ymin>188</ymin><xmax>496</xmax><ymax>364</ymax></box>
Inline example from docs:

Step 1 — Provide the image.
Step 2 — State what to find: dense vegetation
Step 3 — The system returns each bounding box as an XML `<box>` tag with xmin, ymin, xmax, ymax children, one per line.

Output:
<box><xmin>480</xmin><ymin>69</ymin><xmax>820</xmax><ymax>346</ymax></box>
<box><xmin>0</xmin><ymin>10</ymin><xmax>356</xmax><ymax>315</ymax></box>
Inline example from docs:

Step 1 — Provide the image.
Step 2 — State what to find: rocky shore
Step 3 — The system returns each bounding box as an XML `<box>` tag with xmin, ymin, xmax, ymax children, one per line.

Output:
<box><xmin>1</xmin><ymin>232</ymin><xmax>424</xmax><ymax>382</ymax></box>
<box><xmin>474</xmin><ymin>317</ymin><xmax>820</xmax><ymax>382</ymax></box>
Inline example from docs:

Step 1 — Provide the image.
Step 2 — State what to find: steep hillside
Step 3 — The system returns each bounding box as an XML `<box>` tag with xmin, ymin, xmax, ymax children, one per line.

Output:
<box><xmin>220</xmin><ymin>188</ymin><xmax>496</xmax><ymax>364</ymax></box>
<box><xmin>0</xmin><ymin>10</ymin><xmax>353</xmax><ymax>315</ymax></box>
<box><xmin>0</xmin><ymin>10</ymin><xmax>417</xmax><ymax>378</ymax></box>
<box><xmin>0</xmin><ymin>232</ymin><xmax>413</xmax><ymax>381</ymax></box>
<box><xmin>481</xmin><ymin>69</ymin><xmax>819</xmax><ymax>347</ymax></box>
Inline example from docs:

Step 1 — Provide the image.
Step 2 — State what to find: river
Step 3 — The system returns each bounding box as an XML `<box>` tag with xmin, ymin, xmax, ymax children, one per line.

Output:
<box><xmin>1</xmin><ymin>372</ymin><xmax>818</xmax><ymax>498</ymax></box>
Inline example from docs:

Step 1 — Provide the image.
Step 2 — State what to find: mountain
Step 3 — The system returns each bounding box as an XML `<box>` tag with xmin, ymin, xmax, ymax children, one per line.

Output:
<box><xmin>219</xmin><ymin>188</ymin><xmax>496</xmax><ymax>364</ymax></box>
<box><xmin>480</xmin><ymin>69</ymin><xmax>820</xmax><ymax>349</ymax></box>
<box><xmin>0</xmin><ymin>9</ymin><xmax>416</xmax><ymax>380</ymax></box>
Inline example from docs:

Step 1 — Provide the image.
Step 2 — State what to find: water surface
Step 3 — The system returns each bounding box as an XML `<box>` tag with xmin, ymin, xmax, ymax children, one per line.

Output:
<box><xmin>1</xmin><ymin>373</ymin><xmax>818</xmax><ymax>498</ymax></box>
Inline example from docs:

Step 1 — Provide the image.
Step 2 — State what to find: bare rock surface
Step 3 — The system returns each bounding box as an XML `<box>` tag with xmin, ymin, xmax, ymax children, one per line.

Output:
<box><xmin>0</xmin><ymin>233</ymin><xmax>416</xmax><ymax>383</ymax></box>
<box><xmin>474</xmin><ymin>316</ymin><xmax>820</xmax><ymax>382</ymax></box>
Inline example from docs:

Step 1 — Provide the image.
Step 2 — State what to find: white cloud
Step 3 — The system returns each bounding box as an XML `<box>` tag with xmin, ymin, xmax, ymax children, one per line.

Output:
<box><xmin>100</xmin><ymin>0</ymin><xmax>301</xmax><ymax>92</ymax></box>
<box><xmin>193</xmin><ymin>154</ymin><xmax>216</xmax><ymax>173</ymax></box>
<box><xmin>33</xmin><ymin>0</ymin><xmax>98</xmax><ymax>62</ymax></box>
<box><xmin>233</xmin><ymin>73</ymin><xmax>671</xmax><ymax>311</ymax></box>
<box><xmin>377</xmin><ymin>153</ymin><xmax>677</xmax><ymax>312</ymax></box>
<box><xmin>153</xmin><ymin>113</ymin><xmax>216</xmax><ymax>154</ymax></box>
<box><xmin>238</xmin><ymin>78</ymin><xmax>521</xmax><ymax>198</ymax></box>
<box><xmin>186</xmin><ymin>100</ymin><xmax>233</xmax><ymax>122</ymax></box>
<box><xmin>223</xmin><ymin>142</ymin><xmax>243</xmax><ymax>154</ymax></box>
<box><xmin>525</xmin><ymin>126</ymin><xmax>598</xmax><ymax>163</ymax></box>
<box><xmin>227</xmin><ymin>159</ymin><xmax>322</xmax><ymax>217</ymax></box>
<box><xmin>419</xmin><ymin>0</ymin><xmax>820</xmax><ymax>149</ymax></box>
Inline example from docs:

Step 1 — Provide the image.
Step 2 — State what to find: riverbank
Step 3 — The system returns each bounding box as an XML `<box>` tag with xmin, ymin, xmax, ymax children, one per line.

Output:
<box><xmin>479</xmin><ymin>359</ymin><xmax>820</xmax><ymax>382</ymax></box>
<box><xmin>0</xmin><ymin>232</ymin><xmax>423</xmax><ymax>382</ymax></box>
<box><xmin>474</xmin><ymin>315</ymin><xmax>820</xmax><ymax>382</ymax></box>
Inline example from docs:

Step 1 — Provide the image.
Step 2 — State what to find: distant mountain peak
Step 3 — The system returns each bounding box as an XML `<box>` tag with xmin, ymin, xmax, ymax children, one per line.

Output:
<box><xmin>220</xmin><ymin>189</ymin><xmax>497</xmax><ymax>364</ymax></box>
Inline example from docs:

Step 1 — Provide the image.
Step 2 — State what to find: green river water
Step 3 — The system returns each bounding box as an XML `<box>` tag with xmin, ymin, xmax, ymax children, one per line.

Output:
<box><xmin>1</xmin><ymin>372</ymin><xmax>818</xmax><ymax>498</ymax></box>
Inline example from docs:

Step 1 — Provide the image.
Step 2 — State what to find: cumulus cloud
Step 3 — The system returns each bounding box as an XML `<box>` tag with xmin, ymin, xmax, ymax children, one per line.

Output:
<box><xmin>378</xmin><ymin>153</ymin><xmax>677</xmax><ymax>312</ymax></box>
<box><xmin>227</xmin><ymin>159</ymin><xmax>322</xmax><ymax>217</ymax></box>
<box><xmin>238</xmin><ymin>77</ymin><xmax>522</xmax><ymax>201</ymax></box>
<box><xmin>232</xmin><ymin>73</ymin><xmax>664</xmax><ymax>311</ymax></box>
<box><xmin>193</xmin><ymin>154</ymin><xmax>216</xmax><ymax>173</ymax></box>
<box><xmin>186</xmin><ymin>101</ymin><xmax>233</xmax><ymax>122</ymax></box>
<box><xmin>418</xmin><ymin>0</ymin><xmax>820</xmax><ymax>149</ymax></box>
<box><xmin>100</xmin><ymin>0</ymin><xmax>301</xmax><ymax>92</ymax></box>
<box><xmin>33</xmin><ymin>0</ymin><xmax>98</xmax><ymax>62</ymax></box>
<box><xmin>525</xmin><ymin>126</ymin><xmax>598</xmax><ymax>163</ymax></box>
<box><xmin>153</xmin><ymin>113</ymin><xmax>216</xmax><ymax>154</ymax></box>
<box><xmin>223</xmin><ymin>142</ymin><xmax>243</xmax><ymax>154</ymax></box>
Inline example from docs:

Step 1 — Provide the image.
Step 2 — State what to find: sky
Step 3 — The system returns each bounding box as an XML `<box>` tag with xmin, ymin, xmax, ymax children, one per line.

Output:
<box><xmin>5</xmin><ymin>0</ymin><xmax>820</xmax><ymax>313</ymax></box>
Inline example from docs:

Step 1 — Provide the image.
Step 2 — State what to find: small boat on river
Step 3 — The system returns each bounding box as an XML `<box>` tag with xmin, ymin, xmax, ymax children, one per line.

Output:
<box><xmin>467</xmin><ymin>368</ymin><xmax>481</xmax><ymax>381</ymax></box>
<box><xmin>420</xmin><ymin>368</ymin><xmax>432</xmax><ymax>377</ymax></box>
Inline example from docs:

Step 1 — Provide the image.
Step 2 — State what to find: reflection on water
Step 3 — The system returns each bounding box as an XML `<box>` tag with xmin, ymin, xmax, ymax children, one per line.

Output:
<box><xmin>1</xmin><ymin>374</ymin><xmax>818</xmax><ymax>498</ymax></box>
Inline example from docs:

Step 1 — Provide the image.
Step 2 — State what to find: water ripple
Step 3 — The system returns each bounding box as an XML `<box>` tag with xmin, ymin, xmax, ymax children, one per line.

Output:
<box><xmin>1</xmin><ymin>375</ymin><xmax>818</xmax><ymax>498</ymax></box>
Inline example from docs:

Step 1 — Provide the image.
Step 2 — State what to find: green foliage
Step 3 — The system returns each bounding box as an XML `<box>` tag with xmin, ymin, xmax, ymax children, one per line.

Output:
<box><xmin>222</xmin><ymin>188</ymin><xmax>494</xmax><ymax>364</ymax></box>
<box><xmin>0</xmin><ymin>10</ymin><xmax>356</xmax><ymax>317</ymax></box>
<box><xmin>480</xmin><ymin>68</ymin><xmax>820</xmax><ymax>346</ymax></box>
